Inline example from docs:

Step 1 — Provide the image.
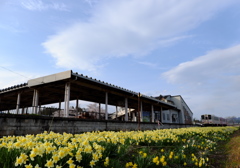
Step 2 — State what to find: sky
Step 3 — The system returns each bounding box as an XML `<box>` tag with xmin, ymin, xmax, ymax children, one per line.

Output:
<box><xmin>1</xmin><ymin>0</ymin><xmax>240</xmax><ymax>119</ymax></box>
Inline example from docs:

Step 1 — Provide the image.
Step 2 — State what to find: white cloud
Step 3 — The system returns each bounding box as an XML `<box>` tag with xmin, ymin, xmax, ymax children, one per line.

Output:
<box><xmin>43</xmin><ymin>0</ymin><xmax>236</xmax><ymax>72</ymax></box>
<box><xmin>162</xmin><ymin>44</ymin><xmax>240</xmax><ymax>85</ymax></box>
<box><xmin>162</xmin><ymin>44</ymin><xmax>240</xmax><ymax>118</ymax></box>
<box><xmin>21</xmin><ymin>0</ymin><xmax>68</xmax><ymax>11</ymax></box>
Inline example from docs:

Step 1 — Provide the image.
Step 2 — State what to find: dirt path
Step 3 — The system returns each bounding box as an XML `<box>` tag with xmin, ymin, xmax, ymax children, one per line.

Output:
<box><xmin>208</xmin><ymin>127</ymin><xmax>240</xmax><ymax>168</ymax></box>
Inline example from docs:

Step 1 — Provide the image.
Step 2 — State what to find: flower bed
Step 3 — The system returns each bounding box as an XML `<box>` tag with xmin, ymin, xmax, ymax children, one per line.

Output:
<box><xmin>0</xmin><ymin>127</ymin><xmax>238</xmax><ymax>168</ymax></box>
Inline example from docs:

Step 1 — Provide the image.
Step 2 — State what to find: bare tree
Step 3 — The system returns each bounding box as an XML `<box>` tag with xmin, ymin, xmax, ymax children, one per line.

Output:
<box><xmin>87</xmin><ymin>103</ymin><xmax>104</xmax><ymax>112</ymax></box>
<box><xmin>83</xmin><ymin>103</ymin><xmax>105</xmax><ymax>120</ymax></box>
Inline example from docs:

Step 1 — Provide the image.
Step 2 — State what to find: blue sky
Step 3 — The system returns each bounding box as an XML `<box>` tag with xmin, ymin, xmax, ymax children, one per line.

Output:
<box><xmin>1</xmin><ymin>0</ymin><xmax>240</xmax><ymax>119</ymax></box>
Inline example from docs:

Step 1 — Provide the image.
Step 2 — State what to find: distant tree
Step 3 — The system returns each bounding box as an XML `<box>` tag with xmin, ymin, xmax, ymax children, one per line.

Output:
<box><xmin>237</xmin><ymin>117</ymin><xmax>240</xmax><ymax>123</ymax></box>
<box><xmin>226</xmin><ymin>116</ymin><xmax>237</xmax><ymax>124</ymax></box>
<box><xmin>86</xmin><ymin>103</ymin><xmax>104</xmax><ymax>113</ymax></box>
<box><xmin>39</xmin><ymin>107</ymin><xmax>59</xmax><ymax>116</ymax></box>
<box><xmin>193</xmin><ymin>118</ymin><xmax>201</xmax><ymax>123</ymax></box>
<box><xmin>76</xmin><ymin>107</ymin><xmax>84</xmax><ymax>112</ymax></box>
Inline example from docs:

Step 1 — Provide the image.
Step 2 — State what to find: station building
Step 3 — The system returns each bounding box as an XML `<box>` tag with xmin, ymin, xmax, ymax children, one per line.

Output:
<box><xmin>0</xmin><ymin>70</ymin><xmax>193</xmax><ymax>124</ymax></box>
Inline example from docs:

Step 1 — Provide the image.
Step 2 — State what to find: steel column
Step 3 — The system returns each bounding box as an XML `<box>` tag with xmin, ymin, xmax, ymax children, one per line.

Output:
<box><xmin>21</xmin><ymin>107</ymin><xmax>25</xmax><ymax>114</ymax></box>
<box><xmin>132</xmin><ymin>112</ymin><xmax>136</xmax><ymax>121</ymax></box>
<box><xmin>76</xmin><ymin>98</ymin><xmax>79</xmax><ymax>117</ymax></box>
<box><xmin>115</xmin><ymin>105</ymin><xmax>118</xmax><ymax>120</ymax></box>
<box><xmin>58</xmin><ymin>100</ymin><xmax>61</xmax><ymax>117</ymax></box>
<box><xmin>16</xmin><ymin>93</ymin><xmax>21</xmax><ymax>114</ymax></box>
<box><xmin>64</xmin><ymin>82</ymin><xmax>70</xmax><ymax>117</ymax></box>
<box><xmin>140</xmin><ymin>101</ymin><xmax>143</xmax><ymax>122</ymax></box>
<box><xmin>32</xmin><ymin>89</ymin><xmax>39</xmax><ymax>114</ymax></box>
<box><xmin>32</xmin><ymin>90</ymin><xmax>36</xmax><ymax>114</ymax></box>
<box><xmin>125</xmin><ymin>98</ymin><xmax>128</xmax><ymax>121</ymax></box>
<box><xmin>98</xmin><ymin>103</ymin><xmax>101</xmax><ymax>119</ymax></box>
<box><xmin>151</xmin><ymin>105</ymin><xmax>154</xmax><ymax>122</ymax></box>
<box><xmin>35</xmin><ymin>90</ymin><xmax>39</xmax><ymax>114</ymax></box>
<box><xmin>105</xmin><ymin>92</ymin><xmax>108</xmax><ymax>120</ymax></box>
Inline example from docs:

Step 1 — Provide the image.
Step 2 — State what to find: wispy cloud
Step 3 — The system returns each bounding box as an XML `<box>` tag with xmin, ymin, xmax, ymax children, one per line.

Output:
<box><xmin>21</xmin><ymin>0</ymin><xmax>68</xmax><ymax>11</ymax></box>
<box><xmin>0</xmin><ymin>21</ymin><xmax>26</xmax><ymax>33</ymax></box>
<box><xmin>42</xmin><ymin>0</ymin><xmax>237</xmax><ymax>72</ymax></box>
<box><xmin>138</xmin><ymin>61</ymin><xmax>158</xmax><ymax>69</ymax></box>
<box><xmin>83</xmin><ymin>0</ymin><xmax>99</xmax><ymax>7</ymax></box>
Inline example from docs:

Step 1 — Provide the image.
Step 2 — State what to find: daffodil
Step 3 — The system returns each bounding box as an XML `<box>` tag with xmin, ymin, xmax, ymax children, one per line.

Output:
<box><xmin>132</xmin><ymin>163</ymin><xmax>138</xmax><ymax>168</ymax></box>
<box><xmin>162</xmin><ymin>161</ymin><xmax>167</xmax><ymax>166</ymax></box>
<box><xmin>30</xmin><ymin>152</ymin><xmax>36</xmax><ymax>161</ymax></box>
<box><xmin>25</xmin><ymin>164</ymin><xmax>33</xmax><ymax>168</ymax></box>
<box><xmin>67</xmin><ymin>158</ymin><xmax>74</xmax><ymax>165</ymax></box>
<box><xmin>45</xmin><ymin>159</ymin><xmax>54</xmax><ymax>168</ymax></box>
<box><xmin>90</xmin><ymin>160</ymin><xmax>96</xmax><ymax>167</ymax></box>
<box><xmin>1</xmin><ymin>126</ymin><xmax>239</xmax><ymax>168</ymax></box>
<box><xmin>15</xmin><ymin>156</ymin><xmax>24</xmax><ymax>166</ymax></box>
<box><xmin>104</xmin><ymin>157</ymin><xmax>109</xmax><ymax>167</ymax></box>
<box><xmin>126</xmin><ymin>162</ymin><xmax>133</xmax><ymax>168</ymax></box>
<box><xmin>34</xmin><ymin>164</ymin><xmax>40</xmax><ymax>168</ymax></box>
<box><xmin>69</xmin><ymin>164</ymin><xmax>76</xmax><ymax>168</ymax></box>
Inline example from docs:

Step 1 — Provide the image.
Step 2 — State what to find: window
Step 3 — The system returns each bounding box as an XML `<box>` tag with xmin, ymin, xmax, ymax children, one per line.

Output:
<box><xmin>167</xmin><ymin>114</ymin><xmax>170</xmax><ymax>120</ymax></box>
<box><xmin>208</xmin><ymin>115</ymin><xmax>211</xmax><ymax>119</ymax></box>
<box><xmin>163</xmin><ymin>113</ymin><xmax>165</xmax><ymax>120</ymax></box>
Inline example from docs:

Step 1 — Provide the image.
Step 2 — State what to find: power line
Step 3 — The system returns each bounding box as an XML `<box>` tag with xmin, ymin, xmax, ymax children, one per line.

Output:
<box><xmin>0</xmin><ymin>66</ymin><xmax>31</xmax><ymax>80</ymax></box>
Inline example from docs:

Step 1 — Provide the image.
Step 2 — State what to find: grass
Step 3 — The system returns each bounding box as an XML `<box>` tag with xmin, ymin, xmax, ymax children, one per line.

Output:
<box><xmin>225</xmin><ymin>128</ymin><xmax>240</xmax><ymax>168</ymax></box>
<box><xmin>209</xmin><ymin>126</ymin><xmax>240</xmax><ymax>168</ymax></box>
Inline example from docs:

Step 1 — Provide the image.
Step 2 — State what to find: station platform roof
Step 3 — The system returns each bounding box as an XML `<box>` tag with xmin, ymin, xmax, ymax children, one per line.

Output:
<box><xmin>0</xmin><ymin>70</ymin><xmax>178</xmax><ymax>112</ymax></box>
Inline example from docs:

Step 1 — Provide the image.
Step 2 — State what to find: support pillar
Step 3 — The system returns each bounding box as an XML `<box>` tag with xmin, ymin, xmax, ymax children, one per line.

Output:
<box><xmin>16</xmin><ymin>93</ymin><xmax>21</xmax><ymax>114</ymax></box>
<box><xmin>151</xmin><ymin>105</ymin><xmax>154</xmax><ymax>122</ymax></box>
<box><xmin>115</xmin><ymin>106</ymin><xmax>118</xmax><ymax>120</ymax></box>
<box><xmin>64</xmin><ymin>82</ymin><xmax>70</xmax><ymax>117</ymax></box>
<box><xmin>140</xmin><ymin>101</ymin><xmax>143</xmax><ymax>122</ymax></box>
<box><xmin>137</xmin><ymin>92</ymin><xmax>141</xmax><ymax>128</ymax></box>
<box><xmin>32</xmin><ymin>89</ymin><xmax>39</xmax><ymax>114</ymax></box>
<box><xmin>58</xmin><ymin>100</ymin><xmax>61</xmax><ymax>117</ymax></box>
<box><xmin>32</xmin><ymin>91</ymin><xmax>35</xmax><ymax>114</ymax></box>
<box><xmin>132</xmin><ymin>112</ymin><xmax>136</xmax><ymax>121</ymax></box>
<box><xmin>39</xmin><ymin>104</ymin><xmax>41</xmax><ymax>114</ymax></box>
<box><xmin>35</xmin><ymin>90</ymin><xmax>39</xmax><ymax>114</ymax></box>
<box><xmin>105</xmin><ymin>92</ymin><xmax>108</xmax><ymax>120</ymax></box>
<box><xmin>22</xmin><ymin>107</ymin><xmax>25</xmax><ymax>114</ymax></box>
<box><xmin>125</xmin><ymin>98</ymin><xmax>128</xmax><ymax>121</ymax></box>
<box><xmin>76</xmin><ymin>98</ymin><xmax>79</xmax><ymax>117</ymax></box>
<box><xmin>98</xmin><ymin>103</ymin><xmax>101</xmax><ymax>119</ymax></box>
